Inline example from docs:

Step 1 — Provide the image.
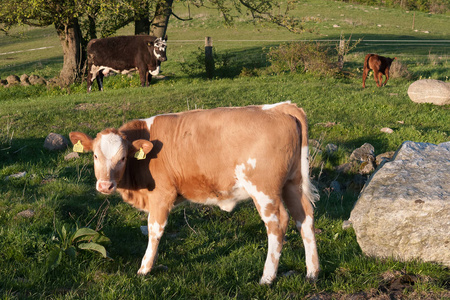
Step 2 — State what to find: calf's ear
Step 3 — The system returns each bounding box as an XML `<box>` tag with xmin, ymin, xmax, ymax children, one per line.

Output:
<box><xmin>129</xmin><ymin>139</ymin><xmax>153</xmax><ymax>158</ymax></box>
<box><xmin>69</xmin><ymin>132</ymin><xmax>94</xmax><ymax>152</ymax></box>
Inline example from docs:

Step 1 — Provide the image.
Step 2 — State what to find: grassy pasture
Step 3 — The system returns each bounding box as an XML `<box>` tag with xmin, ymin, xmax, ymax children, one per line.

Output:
<box><xmin>1</xmin><ymin>0</ymin><xmax>450</xmax><ymax>299</ymax></box>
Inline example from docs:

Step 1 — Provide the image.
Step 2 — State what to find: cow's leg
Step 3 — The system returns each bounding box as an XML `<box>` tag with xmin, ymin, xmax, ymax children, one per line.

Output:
<box><xmin>96</xmin><ymin>72</ymin><xmax>104</xmax><ymax>91</ymax></box>
<box><xmin>137</xmin><ymin>200</ymin><xmax>171</xmax><ymax>275</ymax></box>
<box><xmin>87</xmin><ymin>66</ymin><xmax>93</xmax><ymax>93</ymax></box>
<box><xmin>282</xmin><ymin>182</ymin><xmax>320</xmax><ymax>281</ymax></box>
<box><xmin>138</xmin><ymin>69</ymin><xmax>147</xmax><ymax>87</ymax></box>
<box><xmin>250</xmin><ymin>192</ymin><xmax>289</xmax><ymax>285</ymax></box>
<box><xmin>147</xmin><ymin>72</ymin><xmax>152</xmax><ymax>87</ymax></box>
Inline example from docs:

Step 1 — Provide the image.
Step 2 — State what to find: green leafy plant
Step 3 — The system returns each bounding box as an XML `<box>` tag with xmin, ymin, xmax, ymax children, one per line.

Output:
<box><xmin>47</xmin><ymin>224</ymin><xmax>111</xmax><ymax>271</ymax></box>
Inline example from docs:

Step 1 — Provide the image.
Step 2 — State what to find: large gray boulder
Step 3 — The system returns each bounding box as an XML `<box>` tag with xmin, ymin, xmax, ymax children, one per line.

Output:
<box><xmin>350</xmin><ymin>141</ymin><xmax>450</xmax><ymax>267</ymax></box>
<box><xmin>407</xmin><ymin>79</ymin><xmax>450</xmax><ymax>105</ymax></box>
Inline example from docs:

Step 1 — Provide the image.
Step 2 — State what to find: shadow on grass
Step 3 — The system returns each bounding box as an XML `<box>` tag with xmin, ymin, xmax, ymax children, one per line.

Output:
<box><xmin>0</xmin><ymin>56</ymin><xmax>63</xmax><ymax>79</ymax></box>
<box><xmin>175</xmin><ymin>33</ymin><xmax>449</xmax><ymax>81</ymax></box>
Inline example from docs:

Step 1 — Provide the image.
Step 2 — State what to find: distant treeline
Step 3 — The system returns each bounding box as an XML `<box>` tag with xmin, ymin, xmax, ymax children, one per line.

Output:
<box><xmin>337</xmin><ymin>0</ymin><xmax>449</xmax><ymax>13</ymax></box>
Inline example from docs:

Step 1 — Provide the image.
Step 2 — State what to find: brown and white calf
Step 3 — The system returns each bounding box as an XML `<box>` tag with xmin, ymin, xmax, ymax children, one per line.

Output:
<box><xmin>362</xmin><ymin>54</ymin><xmax>396</xmax><ymax>88</ymax></box>
<box><xmin>69</xmin><ymin>101</ymin><xmax>320</xmax><ymax>284</ymax></box>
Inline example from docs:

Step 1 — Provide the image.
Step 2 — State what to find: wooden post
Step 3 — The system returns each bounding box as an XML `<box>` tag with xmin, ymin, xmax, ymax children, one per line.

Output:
<box><xmin>412</xmin><ymin>12</ymin><xmax>415</xmax><ymax>30</ymax></box>
<box><xmin>205</xmin><ymin>37</ymin><xmax>214</xmax><ymax>79</ymax></box>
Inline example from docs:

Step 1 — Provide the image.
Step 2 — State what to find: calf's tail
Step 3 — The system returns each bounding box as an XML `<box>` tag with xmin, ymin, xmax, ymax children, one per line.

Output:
<box><xmin>268</xmin><ymin>101</ymin><xmax>319</xmax><ymax>206</ymax></box>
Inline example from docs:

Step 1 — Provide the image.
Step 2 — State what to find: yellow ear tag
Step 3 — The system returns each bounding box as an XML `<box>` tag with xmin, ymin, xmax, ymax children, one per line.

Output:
<box><xmin>134</xmin><ymin>148</ymin><xmax>146</xmax><ymax>160</ymax></box>
<box><xmin>73</xmin><ymin>140</ymin><xmax>84</xmax><ymax>153</ymax></box>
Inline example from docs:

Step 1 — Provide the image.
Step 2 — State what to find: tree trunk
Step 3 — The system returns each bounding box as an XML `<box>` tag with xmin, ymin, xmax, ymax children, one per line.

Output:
<box><xmin>88</xmin><ymin>15</ymin><xmax>97</xmax><ymax>41</ymax></box>
<box><xmin>134</xmin><ymin>2</ymin><xmax>150</xmax><ymax>35</ymax></box>
<box><xmin>135</xmin><ymin>2</ymin><xmax>151</xmax><ymax>35</ymax></box>
<box><xmin>135</xmin><ymin>17</ymin><xmax>150</xmax><ymax>35</ymax></box>
<box><xmin>55</xmin><ymin>18</ymin><xmax>84</xmax><ymax>86</ymax></box>
<box><xmin>150</xmin><ymin>0</ymin><xmax>173</xmax><ymax>38</ymax></box>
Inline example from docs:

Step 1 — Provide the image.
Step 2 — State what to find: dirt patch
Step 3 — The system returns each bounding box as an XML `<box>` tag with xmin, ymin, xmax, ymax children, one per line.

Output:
<box><xmin>307</xmin><ymin>271</ymin><xmax>450</xmax><ymax>300</ymax></box>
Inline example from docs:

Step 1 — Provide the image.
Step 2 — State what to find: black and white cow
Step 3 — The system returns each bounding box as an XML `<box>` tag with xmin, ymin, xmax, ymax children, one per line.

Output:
<box><xmin>86</xmin><ymin>35</ymin><xmax>167</xmax><ymax>92</ymax></box>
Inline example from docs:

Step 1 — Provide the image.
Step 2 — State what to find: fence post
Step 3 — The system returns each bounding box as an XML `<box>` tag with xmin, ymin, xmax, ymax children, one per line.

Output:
<box><xmin>205</xmin><ymin>37</ymin><xmax>214</xmax><ymax>79</ymax></box>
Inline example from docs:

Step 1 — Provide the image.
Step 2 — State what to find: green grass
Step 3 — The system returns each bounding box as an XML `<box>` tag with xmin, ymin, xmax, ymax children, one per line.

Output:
<box><xmin>1</xmin><ymin>0</ymin><xmax>450</xmax><ymax>299</ymax></box>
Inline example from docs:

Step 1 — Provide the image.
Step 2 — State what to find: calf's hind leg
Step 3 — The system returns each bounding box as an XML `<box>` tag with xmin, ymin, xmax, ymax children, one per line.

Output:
<box><xmin>282</xmin><ymin>182</ymin><xmax>320</xmax><ymax>281</ymax></box>
<box><xmin>362</xmin><ymin>67</ymin><xmax>369</xmax><ymax>88</ymax></box>
<box><xmin>251</xmin><ymin>192</ymin><xmax>289</xmax><ymax>285</ymax></box>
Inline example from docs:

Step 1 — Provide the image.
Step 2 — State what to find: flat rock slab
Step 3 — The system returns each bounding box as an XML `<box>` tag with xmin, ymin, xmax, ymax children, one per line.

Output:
<box><xmin>350</xmin><ymin>141</ymin><xmax>450</xmax><ymax>267</ymax></box>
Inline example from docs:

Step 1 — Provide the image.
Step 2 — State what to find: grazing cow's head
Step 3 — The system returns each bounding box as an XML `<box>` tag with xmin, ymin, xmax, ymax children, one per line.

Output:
<box><xmin>69</xmin><ymin>130</ymin><xmax>153</xmax><ymax>194</ymax></box>
<box><xmin>149</xmin><ymin>37</ymin><xmax>167</xmax><ymax>62</ymax></box>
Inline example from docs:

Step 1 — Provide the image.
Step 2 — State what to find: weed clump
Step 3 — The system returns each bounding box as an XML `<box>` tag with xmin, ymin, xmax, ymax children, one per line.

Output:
<box><xmin>266</xmin><ymin>42</ymin><xmax>339</xmax><ymax>77</ymax></box>
<box><xmin>390</xmin><ymin>59</ymin><xmax>412</xmax><ymax>79</ymax></box>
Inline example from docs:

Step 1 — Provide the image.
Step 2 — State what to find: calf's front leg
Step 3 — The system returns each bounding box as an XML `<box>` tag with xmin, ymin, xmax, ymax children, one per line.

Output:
<box><xmin>137</xmin><ymin>205</ymin><xmax>170</xmax><ymax>275</ymax></box>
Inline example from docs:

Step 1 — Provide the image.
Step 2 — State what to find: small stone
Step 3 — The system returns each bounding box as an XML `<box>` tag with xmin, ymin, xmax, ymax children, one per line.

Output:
<box><xmin>140</xmin><ymin>225</ymin><xmax>148</xmax><ymax>235</ymax></box>
<box><xmin>330</xmin><ymin>180</ymin><xmax>341</xmax><ymax>193</ymax></box>
<box><xmin>64</xmin><ymin>152</ymin><xmax>79</xmax><ymax>160</ymax></box>
<box><xmin>16</xmin><ymin>209</ymin><xmax>35</xmax><ymax>218</ymax></box>
<box><xmin>282</xmin><ymin>270</ymin><xmax>297</xmax><ymax>277</ymax></box>
<box><xmin>325</xmin><ymin>143</ymin><xmax>338</xmax><ymax>155</ymax></box>
<box><xmin>5</xmin><ymin>171</ymin><xmax>27</xmax><ymax>181</ymax></box>
<box><xmin>359</xmin><ymin>161</ymin><xmax>375</xmax><ymax>175</ymax></box>
<box><xmin>6</xmin><ymin>75</ymin><xmax>20</xmax><ymax>86</ymax></box>
<box><xmin>44</xmin><ymin>133</ymin><xmax>69</xmax><ymax>151</ymax></box>
<box><xmin>29</xmin><ymin>75</ymin><xmax>47</xmax><ymax>86</ymax></box>
<box><xmin>336</xmin><ymin>162</ymin><xmax>356</xmax><ymax>174</ymax></box>
<box><xmin>381</xmin><ymin>127</ymin><xmax>394</xmax><ymax>134</ymax></box>
<box><xmin>342</xmin><ymin>220</ymin><xmax>352</xmax><ymax>230</ymax></box>
<box><xmin>350</xmin><ymin>143</ymin><xmax>375</xmax><ymax>163</ymax></box>
<box><xmin>153</xmin><ymin>265</ymin><xmax>169</xmax><ymax>272</ymax></box>
<box><xmin>375</xmin><ymin>151</ymin><xmax>395</xmax><ymax>166</ymax></box>
<box><xmin>20</xmin><ymin>74</ymin><xmax>30</xmax><ymax>86</ymax></box>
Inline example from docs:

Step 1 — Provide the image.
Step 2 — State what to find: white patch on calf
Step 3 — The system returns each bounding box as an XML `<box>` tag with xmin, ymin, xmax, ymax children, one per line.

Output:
<box><xmin>100</xmin><ymin>133</ymin><xmax>123</xmax><ymax>160</ymax></box>
<box><xmin>139</xmin><ymin>217</ymin><xmax>167</xmax><ymax>275</ymax></box>
<box><xmin>204</xmin><ymin>183</ymin><xmax>250</xmax><ymax>212</ymax></box>
<box><xmin>260</xmin><ymin>233</ymin><xmax>281</xmax><ymax>284</ymax></box>
<box><xmin>143</xmin><ymin>116</ymin><xmax>157</xmax><ymax>132</ymax></box>
<box><xmin>262</xmin><ymin>101</ymin><xmax>291</xmax><ymax>110</ymax></box>
<box><xmin>235</xmin><ymin>159</ymin><xmax>276</xmax><ymax>224</ymax></box>
<box><xmin>247</xmin><ymin>158</ymin><xmax>256</xmax><ymax>169</ymax></box>
<box><xmin>297</xmin><ymin>215</ymin><xmax>319</xmax><ymax>279</ymax></box>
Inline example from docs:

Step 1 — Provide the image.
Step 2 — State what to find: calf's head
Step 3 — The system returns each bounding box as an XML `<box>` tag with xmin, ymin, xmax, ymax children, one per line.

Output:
<box><xmin>149</xmin><ymin>37</ymin><xmax>167</xmax><ymax>62</ymax></box>
<box><xmin>69</xmin><ymin>130</ymin><xmax>153</xmax><ymax>194</ymax></box>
